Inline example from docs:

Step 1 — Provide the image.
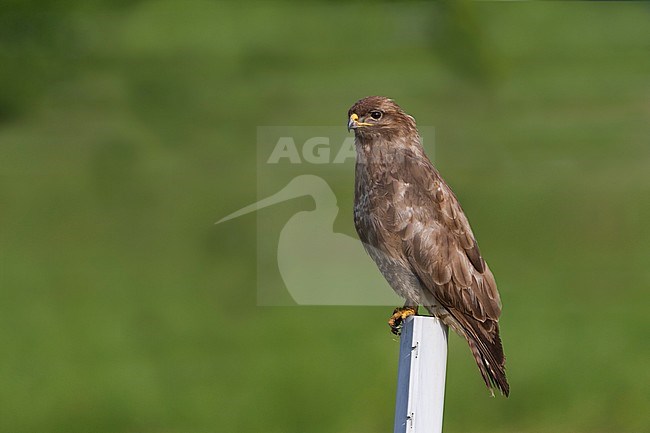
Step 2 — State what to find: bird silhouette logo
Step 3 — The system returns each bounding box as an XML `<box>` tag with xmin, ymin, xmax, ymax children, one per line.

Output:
<box><xmin>217</xmin><ymin>174</ymin><xmax>401</xmax><ymax>305</ymax></box>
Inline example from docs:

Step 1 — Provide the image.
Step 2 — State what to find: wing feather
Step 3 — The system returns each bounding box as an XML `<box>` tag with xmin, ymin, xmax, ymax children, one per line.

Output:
<box><xmin>381</xmin><ymin>148</ymin><xmax>501</xmax><ymax>322</ymax></box>
<box><xmin>385</xmin><ymin>148</ymin><xmax>508</xmax><ymax>395</ymax></box>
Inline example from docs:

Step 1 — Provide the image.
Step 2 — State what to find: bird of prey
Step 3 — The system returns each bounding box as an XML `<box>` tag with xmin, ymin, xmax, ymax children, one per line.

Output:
<box><xmin>348</xmin><ymin>96</ymin><xmax>509</xmax><ymax>396</ymax></box>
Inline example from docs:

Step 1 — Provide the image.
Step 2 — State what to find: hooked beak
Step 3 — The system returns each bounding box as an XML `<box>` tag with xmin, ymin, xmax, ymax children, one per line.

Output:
<box><xmin>347</xmin><ymin>113</ymin><xmax>359</xmax><ymax>132</ymax></box>
<box><xmin>347</xmin><ymin>113</ymin><xmax>373</xmax><ymax>132</ymax></box>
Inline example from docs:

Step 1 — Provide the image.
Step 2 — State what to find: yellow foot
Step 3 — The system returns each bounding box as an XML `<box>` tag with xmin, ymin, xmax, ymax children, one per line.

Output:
<box><xmin>388</xmin><ymin>306</ymin><xmax>418</xmax><ymax>335</ymax></box>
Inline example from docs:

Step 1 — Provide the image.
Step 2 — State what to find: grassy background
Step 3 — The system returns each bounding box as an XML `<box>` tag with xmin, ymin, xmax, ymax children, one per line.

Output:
<box><xmin>1</xmin><ymin>1</ymin><xmax>649</xmax><ymax>432</ymax></box>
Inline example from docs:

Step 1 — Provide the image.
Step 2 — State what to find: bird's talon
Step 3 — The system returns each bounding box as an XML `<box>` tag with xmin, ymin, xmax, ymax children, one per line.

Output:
<box><xmin>388</xmin><ymin>306</ymin><xmax>417</xmax><ymax>335</ymax></box>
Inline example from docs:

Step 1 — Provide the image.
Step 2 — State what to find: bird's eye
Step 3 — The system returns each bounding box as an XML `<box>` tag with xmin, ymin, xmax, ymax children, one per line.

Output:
<box><xmin>370</xmin><ymin>111</ymin><xmax>382</xmax><ymax>120</ymax></box>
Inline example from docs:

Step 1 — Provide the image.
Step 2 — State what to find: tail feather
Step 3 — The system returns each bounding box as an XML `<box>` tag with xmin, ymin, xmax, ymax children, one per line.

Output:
<box><xmin>467</xmin><ymin>332</ymin><xmax>509</xmax><ymax>396</ymax></box>
<box><xmin>430</xmin><ymin>306</ymin><xmax>510</xmax><ymax>396</ymax></box>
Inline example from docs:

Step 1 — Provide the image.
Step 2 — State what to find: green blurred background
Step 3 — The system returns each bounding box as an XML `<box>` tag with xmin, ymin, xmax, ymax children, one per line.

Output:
<box><xmin>1</xmin><ymin>1</ymin><xmax>649</xmax><ymax>432</ymax></box>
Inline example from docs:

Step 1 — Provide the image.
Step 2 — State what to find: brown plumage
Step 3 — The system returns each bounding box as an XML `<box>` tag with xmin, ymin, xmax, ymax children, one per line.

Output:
<box><xmin>348</xmin><ymin>96</ymin><xmax>509</xmax><ymax>396</ymax></box>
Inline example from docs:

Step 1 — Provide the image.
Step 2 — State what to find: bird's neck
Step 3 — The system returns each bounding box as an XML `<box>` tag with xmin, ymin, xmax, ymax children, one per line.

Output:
<box><xmin>354</xmin><ymin>132</ymin><xmax>425</xmax><ymax>168</ymax></box>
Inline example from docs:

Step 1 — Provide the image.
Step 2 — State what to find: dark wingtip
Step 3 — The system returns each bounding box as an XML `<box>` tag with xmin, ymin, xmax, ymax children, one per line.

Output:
<box><xmin>468</xmin><ymin>334</ymin><xmax>510</xmax><ymax>398</ymax></box>
<box><xmin>493</xmin><ymin>373</ymin><xmax>510</xmax><ymax>397</ymax></box>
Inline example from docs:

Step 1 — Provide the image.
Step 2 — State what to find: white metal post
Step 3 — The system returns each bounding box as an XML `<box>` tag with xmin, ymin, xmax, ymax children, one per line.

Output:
<box><xmin>394</xmin><ymin>315</ymin><xmax>449</xmax><ymax>433</ymax></box>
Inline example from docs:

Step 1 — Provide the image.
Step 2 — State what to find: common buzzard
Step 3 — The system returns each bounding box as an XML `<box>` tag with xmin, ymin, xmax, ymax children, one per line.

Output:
<box><xmin>348</xmin><ymin>96</ymin><xmax>509</xmax><ymax>396</ymax></box>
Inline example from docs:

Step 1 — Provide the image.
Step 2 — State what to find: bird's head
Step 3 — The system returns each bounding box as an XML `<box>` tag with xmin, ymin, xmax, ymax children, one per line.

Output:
<box><xmin>347</xmin><ymin>96</ymin><xmax>417</xmax><ymax>139</ymax></box>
